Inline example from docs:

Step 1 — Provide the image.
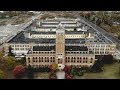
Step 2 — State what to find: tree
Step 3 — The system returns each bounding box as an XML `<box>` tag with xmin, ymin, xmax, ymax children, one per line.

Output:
<box><xmin>27</xmin><ymin>65</ymin><xmax>34</xmax><ymax>79</ymax></box>
<box><xmin>8</xmin><ymin>46</ymin><xmax>14</xmax><ymax>56</ymax></box>
<box><xmin>5</xmin><ymin>56</ymin><xmax>16</xmax><ymax>70</ymax></box>
<box><xmin>49</xmin><ymin>63</ymin><xmax>58</xmax><ymax>71</ymax></box>
<box><xmin>20</xmin><ymin>57</ymin><xmax>26</xmax><ymax>65</ymax></box>
<box><xmin>13</xmin><ymin>65</ymin><xmax>26</xmax><ymax>78</ymax></box>
<box><xmin>0</xmin><ymin>69</ymin><xmax>6</xmax><ymax>79</ymax></box>
<box><xmin>0</xmin><ymin>52</ymin><xmax>4</xmax><ymax>60</ymax></box>
<box><xmin>63</xmin><ymin>65</ymin><xmax>71</xmax><ymax>73</ymax></box>
<box><xmin>118</xmin><ymin>35</ymin><xmax>120</xmax><ymax>40</ymax></box>
<box><xmin>65</xmin><ymin>73</ymin><xmax>72</xmax><ymax>79</ymax></box>
<box><xmin>103</xmin><ymin>54</ymin><xmax>113</xmax><ymax>64</ymax></box>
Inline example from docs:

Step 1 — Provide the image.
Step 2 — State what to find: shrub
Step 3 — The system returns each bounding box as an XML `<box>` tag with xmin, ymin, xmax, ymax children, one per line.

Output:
<box><xmin>63</xmin><ymin>65</ymin><xmax>71</xmax><ymax>73</ymax></box>
<box><xmin>65</xmin><ymin>73</ymin><xmax>72</xmax><ymax>79</ymax></box>
<box><xmin>103</xmin><ymin>54</ymin><xmax>113</xmax><ymax>64</ymax></box>
<box><xmin>49</xmin><ymin>73</ymin><xmax>57</xmax><ymax>79</ymax></box>
<box><xmin>5</xmin><ymin>56</ymin><xmax>16</xmax><ymax>70</ymax></box>
<box><xmin>13</xmin><ymin>65</ymin><xmax>26</xmax><ymax>78</ymax></box>
<box><xmin>49</xmin><ymin>63</ymin><xmax>58</xmax><ymax>71</ymax></box>
<box><xmin>26</xmin><ymin>65</ymin><xmax>34</xmax><ymax>79</ymax></box>
<box><xmin>0</xmin><ymin>69</ymin><xmax>6</xmax><ymax>79</ymax></box>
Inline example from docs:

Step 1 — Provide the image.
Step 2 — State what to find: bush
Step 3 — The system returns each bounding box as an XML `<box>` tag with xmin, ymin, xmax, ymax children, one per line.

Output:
<box><xmin>5</xmin><ymin>56</ymin><xmax>16</xmax><ymax>70</ymax></box>
<box><xmin>63</xmin><ymin>65</ymin><xmax>71</xmax><ymax>73</ymax></box>
<box><xmin>0</xmin><ymin>69</ymin><xmax>6</xmax><ymax>79</ymax></box>
<box><xmin>49</xmin><ymin>63</ymin><xmax>58</xmax><ymax>72</ymax></box>
<box><xmin>103</xmin><ymin>54</ymin><xmax>114</xmax><ymax>64</ymax></box>
<box><xmin>26</xmin><ymin>65</ymin><xmax>34</xmax><ymax>79</ymax></box>
<box><xmin>65</xmin><ymin>73</ymin><xmax>72</xmax><ymax>79</ymax></box>
<box><xmin>13</xmin><ymin>65</ymin><xmax>26</xmax><ymax>78</ymax></box>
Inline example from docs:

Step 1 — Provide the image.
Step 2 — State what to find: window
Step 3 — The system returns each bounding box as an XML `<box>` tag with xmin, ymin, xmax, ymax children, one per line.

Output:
<box><xmin>66</xmin><ymin>60</ymin><xmax>67</xmax><ymax>63</ymax></box>
<box><xmin>28</xmin><ymin>58</ymin><xmax>30</xmax><ymax>60</ymax></box>
<box><xmin>28</xmin><ymin>60</ymin><xmax>30</xmax><ymax>63</ymax></box>
<box><xmin>80</xmin><ymin>60</ymin><xmax>81</xmax><ymax>63</ymax></box>
<box><xmin>90</xmin><ymin>60</ymin><xmax>92</xmax><ymax>63</ymax></box>
<box><xmin>83</xmin><ymin>60</ymin><xmax>85</xmax><ymax>63</ymax></box>
<box><xmin>71</xmin><ymin>60</ymin><xmax>73</xmax><ymax>62</ymax></box>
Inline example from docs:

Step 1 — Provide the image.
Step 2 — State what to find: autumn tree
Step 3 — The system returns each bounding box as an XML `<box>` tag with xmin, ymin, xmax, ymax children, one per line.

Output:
<box><xmin>5</xmin><ymin>56</ymin><xmax>16</xmax><ymax>70</ymax></box>
<box><xmin>0</xmin><ymin>69</ymin><xmax>6</xmax><ymax>79</ymax></box>
<box><xmin>13</xmin><ymin>65</ymin><xmax>26</xmax><ymax>78</ymax></box>
<box><xmin>49</xmin><ymin>63</ymin><xmax>58</xmax><ymax>71</ymax></box>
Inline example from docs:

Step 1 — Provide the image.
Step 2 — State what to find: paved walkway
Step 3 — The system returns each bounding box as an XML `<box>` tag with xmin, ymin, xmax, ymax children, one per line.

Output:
<box><xmin>56</xmin><ymin>71</ymin><xmax>65</xmax><ymax>79</ymax></box>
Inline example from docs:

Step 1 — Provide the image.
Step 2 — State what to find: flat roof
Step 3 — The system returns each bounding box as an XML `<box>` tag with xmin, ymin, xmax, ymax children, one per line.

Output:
<box><xmin>33</xmin><ymin>46</ymin><xmax>55</xmax><ymax>51</ymax></box>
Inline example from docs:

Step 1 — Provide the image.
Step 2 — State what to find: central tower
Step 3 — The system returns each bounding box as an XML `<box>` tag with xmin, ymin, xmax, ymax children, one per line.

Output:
<box><xmin>55</xmin><ymin>23</ymin><xmax>65</xmax><ymax>65</ymax></box>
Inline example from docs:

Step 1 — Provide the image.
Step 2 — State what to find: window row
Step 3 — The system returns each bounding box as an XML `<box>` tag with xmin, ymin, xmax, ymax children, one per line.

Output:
<box><xmin>11</xmin><ymin>45</ymin><xmax>29</xmax><ymax>47</ymax></box>
<box><xmin>28</xmin><ymin>59</ymin><xmax>55</xmax><ymax>63</ymax></box>
<box><xmin>65</xmin><ymin>57</ymin><xmax>93</xmax><ymax>60</ymax></box>
<box><xmin>65</xmin><ymin>60</ymin><xmax>93</xmax><ymax>63</ymax></box>
<box><xmin>12</xmin><ymin>48</ymin><xmax>29</xmax><ymax>50</ymax></box>
<box><xmin>66</xmin><ymin>51</ymin><xmax>88</xmax><ymax>54</ymax></box>
<box><xmin>32</xmin><ymin>57</ymin><xmax>55</xmax><ymax>60</ymax></box>
<box><xmin>33</xmin><ymin>52</ymin><xmax>55</xmax><ymax>54</ymax></box>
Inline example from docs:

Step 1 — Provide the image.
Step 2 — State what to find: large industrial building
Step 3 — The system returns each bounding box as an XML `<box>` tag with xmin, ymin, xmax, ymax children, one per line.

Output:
<box><xmin>4</xmin><ymin>17</ymin><xmax>117</xmax><ymax>68</ymax></box>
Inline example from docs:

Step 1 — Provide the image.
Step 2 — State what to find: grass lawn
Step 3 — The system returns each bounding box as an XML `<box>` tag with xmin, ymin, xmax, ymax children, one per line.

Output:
<box><xmin>73</xmin><ymin>62</ymin><xmax>120</xmax><ymax>79</ymax></box>
<box><xmin>34</xmin><ymin>72</ymin><xmax>50</xmax><ymax>79</ymax></box>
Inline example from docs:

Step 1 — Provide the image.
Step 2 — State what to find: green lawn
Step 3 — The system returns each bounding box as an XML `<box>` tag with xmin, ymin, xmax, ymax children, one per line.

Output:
<box><xmin>34</xmin><ymin>72</ymin><xmax>50</xmax><ymax>79</ymax></box>
<box><xmin>74</xmin><ymin>62</ymin><xmax>120</xmax><ymax>79</ymax></box>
